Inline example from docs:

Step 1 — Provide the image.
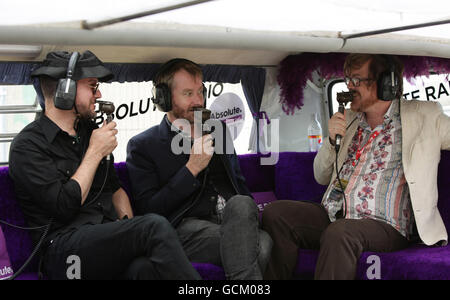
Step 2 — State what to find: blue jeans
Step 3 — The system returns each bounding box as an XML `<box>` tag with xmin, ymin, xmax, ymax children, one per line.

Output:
<box><xmin>176</xmin><ymin>195</ymin><xmax>273</xmax><ymax>280</ymax></box>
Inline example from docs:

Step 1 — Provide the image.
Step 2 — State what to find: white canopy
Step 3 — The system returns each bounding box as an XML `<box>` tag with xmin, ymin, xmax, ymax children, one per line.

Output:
<box><xmin>0</xmin><ymin>0</ymin><xmax>449</xmax><ymax>64</ymax></box>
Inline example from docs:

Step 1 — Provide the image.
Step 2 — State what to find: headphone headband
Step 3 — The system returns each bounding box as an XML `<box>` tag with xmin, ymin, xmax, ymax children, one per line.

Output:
<box><xmin>66</xmin><ymin>52</ymin><xmax>80</xmax><ymax>79</ymax></box>
<box><xmin>54</xmin><ymin>51</ymin><xmax>80</xmax><ymax>110</ymax></box>
<box><xmin>152</xmin><ymin>58</ymin><xmax>205</xmax><ymax>112</ymax></box>
<box><xmin>154</xmin><ymin>58</ymin><xmax>201</xmax><ymax>84</ymax></box>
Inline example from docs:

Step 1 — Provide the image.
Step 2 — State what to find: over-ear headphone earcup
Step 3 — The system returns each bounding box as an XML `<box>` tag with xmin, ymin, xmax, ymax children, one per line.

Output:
<box><xmin>153</xmin><ymin>83</ymin><xmax>172</xmax><ymax>112</ymax></box>
<box><xmin>54</xmin><ymin>78</ymin><xmax>77</xmax><ymax>110</ymax></box>
<box><xmin>202</xmin><ymin>83</ymin><xmax>207</xmax><ymax>108</ymax></box>
<box><xmin>377</xmin><ymin>70</ymin><xmax>398</xmax><ymax>101</ymax></box>
<box><xmin>53</xmin><ymin>51</ymin><xmax>79</xmax><ymax>110</ymax></box>
<box><xmin>376</xmin><ymin>55</ymin><xmax>399</xmax><ymax>101</ymax></box>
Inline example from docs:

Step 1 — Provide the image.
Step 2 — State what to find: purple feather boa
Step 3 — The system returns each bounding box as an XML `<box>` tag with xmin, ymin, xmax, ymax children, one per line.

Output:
<box><xmin>278</xmin><ymin>53</ymin><xmax>450</xmax><ymax>115</ymax></box>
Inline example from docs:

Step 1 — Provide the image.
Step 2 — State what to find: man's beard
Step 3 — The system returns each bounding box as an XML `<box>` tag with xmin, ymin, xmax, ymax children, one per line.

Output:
<box><xmin>75</xmin><ymin>103</ymin><xmax>96</xmax><ymax>121</ymax></box>
<box><xmin>172</xmin><ymin>106</ymin><xmax>203</xmax><ymax>124</ymax></box>
<box><xmin>77</xmin><ymin>110</ymin><xmax>96</xmax><ymax>121</ymax></box>
<box><xmin>350</xmin><ymin>91</ymin><xmax>377</xmax><ymax>112</ymax></box>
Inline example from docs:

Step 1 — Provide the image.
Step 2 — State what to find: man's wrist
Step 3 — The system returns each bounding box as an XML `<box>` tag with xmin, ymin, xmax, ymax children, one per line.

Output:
<box><xmin>84</xmin><ymin>148</ymin><xmax>104</xmax><ymax>164</ymax></box>
<box><xmin>186</xmin><ymin>162</ymin><xmax>200</xmax><ymax>177</ymax></box>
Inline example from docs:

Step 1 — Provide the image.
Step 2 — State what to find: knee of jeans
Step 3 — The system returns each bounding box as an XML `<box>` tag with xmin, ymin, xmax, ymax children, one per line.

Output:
<box><xmin>258</xmin><ymin>230</ymin><xmax>273</xmax><ymax>268</ymax></box>
<box><xmin>141</xmin><ymin>213</ymin><xmax>176</xmax><ymax>238</ymax></box>
<box><xmin>225</xmin><ymin>195</ymin><xmax>257</xmax><ymax>218</ymax></box>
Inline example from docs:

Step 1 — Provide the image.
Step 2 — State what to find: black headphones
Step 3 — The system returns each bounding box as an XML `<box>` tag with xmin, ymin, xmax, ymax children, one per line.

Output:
<box><xmin>376</xmin><ymin>55</ymin><xmax>400</xmax><ymax>101</ymax></box>
<box><xmin>54</xmin><ymin>52</ymin><xmax>80</xmax><ymax>110</ymax></box>
<box><xmin>152</xmin><ymin>58</ymin><xmax>206</xmax><ymax>112</ymax></box>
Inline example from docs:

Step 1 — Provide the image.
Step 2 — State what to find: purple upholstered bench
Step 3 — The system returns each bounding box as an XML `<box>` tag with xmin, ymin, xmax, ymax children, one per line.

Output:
<box><xmin>1</xmin><ymin>151</ymin><xmax>450</xmax><ymax>280</ymax></box>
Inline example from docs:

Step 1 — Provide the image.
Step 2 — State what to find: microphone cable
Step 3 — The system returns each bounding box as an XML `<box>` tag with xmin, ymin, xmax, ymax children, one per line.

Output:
<box><xmin>82</xmin><ymin>157</ymin><xmax>110</xmax><ymax>208</ymax></box>
<box><xmin>2</xmin><ymin>217</ymin><xmax>53</xmax><ymax>280</ymax></box>
<box><xmin>335</xmin><ymin>150</ymin><xmax>348</xmax><ymax>219</ymax></box>
<box><xmin>0</xmin><ymin>220</ymin><xmax>48</xmax><ymax>231</ymax></box>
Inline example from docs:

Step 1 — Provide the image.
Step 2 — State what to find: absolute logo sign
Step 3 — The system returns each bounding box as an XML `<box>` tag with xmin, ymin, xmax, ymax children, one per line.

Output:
<box><xmin>211</xmin><ymin>107</ymin><xmax>243</xmax><ymax>120</ymax></box>
<box><xmin>0</xmin><ymin>265</ymin><xmax>13</xmax><ymax>280</ymax></box>
<box><xmin>0</xmin><ymin>227</ymin><xmax>14</xmax><ymax>280</ymax></box>
<box><xmin>209</xmin><ymin>93</ymin><xmax>245</xmax><ymax>140</ymax></box>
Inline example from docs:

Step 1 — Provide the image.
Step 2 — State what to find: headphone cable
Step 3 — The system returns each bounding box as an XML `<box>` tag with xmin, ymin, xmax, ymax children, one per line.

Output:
<box><xmin>335</xmin><ymin>149</ymin><xmax>348</xmax><ymax>219</ymax></box>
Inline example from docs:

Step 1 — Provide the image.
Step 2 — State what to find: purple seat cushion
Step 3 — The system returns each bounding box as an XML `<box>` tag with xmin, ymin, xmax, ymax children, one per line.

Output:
<box><xmin>252</xmin><ymin>191</ymin><xmax>278</xmax><ymax>220</ymax></box>
<box><xmin>192</xmin><ymin>262</ymin><xmax>226</xmax><ymax>280</ymax></box>
<box><xmin>0</xmin><ymin>167</ymin><xmax>37</xmax><ymax>274</ymax></box>
<box><xmin>437</xmin><ymin>151</ymin><xmax>450</xmax><ymax>233</ymax></box>
<box><xmin>357</xmin><ymin>244</ymin><xmax>450</xmax><ymax>280</ymax></box>
<box><xmin>238</xmin><ymin>154</ymin><xmax>276</xmax><ymax>192</ymax></box>
<box><xmin>14</xmin><ymin>272</ymin><xmax>40</xmax><ymax>280</ymax></box>
<box><xmin>295</xmin><ymin>244</ymin><xmax>450</xmax><ymax>280</ymax></box>
<box><xmin>114</xmin><ymin>162</ymin><xmax>132</xmax><ymax>200</ymax></box>
<box><xmin>274</xmin><ymin>152</ymin><xmax>327</xmax><ymax>203</ymax></box>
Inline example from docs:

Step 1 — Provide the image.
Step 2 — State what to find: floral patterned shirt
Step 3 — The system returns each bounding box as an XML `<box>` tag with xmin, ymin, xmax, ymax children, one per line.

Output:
<box><xmin>324</xmin><ymin>100</ymin><xmax>415</xmax><ymax>238</ymax></box>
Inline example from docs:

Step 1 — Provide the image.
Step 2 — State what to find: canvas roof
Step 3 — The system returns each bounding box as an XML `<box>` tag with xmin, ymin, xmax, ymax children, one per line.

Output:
<box><xmin>0</xmin><ymin>0</ymin><xmax>449</xmax><ymax>64</ymax></box>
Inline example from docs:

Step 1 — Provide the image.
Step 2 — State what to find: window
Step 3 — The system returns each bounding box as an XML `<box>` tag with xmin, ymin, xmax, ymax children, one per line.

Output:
<box><xmin>95</xmin><ymin>81</ymin><xmax>253</xmax><ymax>162</ymax></box>
<box><xmin>328</xmin><ymin>74</ymin><xmax>450</xmax><ymax>117</ymax></box>
<box><xmin>0</xmin><ymin>81</ymin><xmax>253</xmax><ymax>164</ymax></box>
<box><xmin>0</xmin><ymin>85</ymin><xmax>40</xmax><ymax>165</ymax></box>
<box><xmin>403</xmin><ymin>74</ymin><xmax>450</xmax><ymax>115</ymax></box>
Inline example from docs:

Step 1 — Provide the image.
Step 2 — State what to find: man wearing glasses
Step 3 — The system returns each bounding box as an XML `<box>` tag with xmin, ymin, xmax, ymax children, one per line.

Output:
<box><xmin>262</xmin><ymin>54</ymin><xmax>450</xmax><ymax>280</ymax></box>
<box><xmin>9</xmin><ymin>51</ymin><xmax>200</xmax><ymax>280</ymax></box>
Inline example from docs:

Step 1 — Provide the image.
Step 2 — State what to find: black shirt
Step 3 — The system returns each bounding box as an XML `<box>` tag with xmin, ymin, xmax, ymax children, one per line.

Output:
<box><xmin>184</xmin><ymin>153</ymin><xmax>238</xmax><ymax>218</ymax></box>
<box><xmin>9</xmin><ymin>115</ymin><xmax>120</xmax><ymax>245</ymax></box>
<box><xmin>207</xmin><ymin>153</ymin><xmax>237</xmax><ymax>201</ymax></box>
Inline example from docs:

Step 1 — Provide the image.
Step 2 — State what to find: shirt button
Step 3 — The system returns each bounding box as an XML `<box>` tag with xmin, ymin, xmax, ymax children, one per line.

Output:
<box><xmin>66</xmin><ymin>170</ymin><xmax>70</xmax><ymax>175</ymax></box>
<box><xmin>72</xmin><ymin>141</ymin><xmax>75</xmax><ymax>145</ymax></box>
<box><xmin>97</xmin><ymin>203</ymin><xmax>102</xmax><ymax>206</ymax></box>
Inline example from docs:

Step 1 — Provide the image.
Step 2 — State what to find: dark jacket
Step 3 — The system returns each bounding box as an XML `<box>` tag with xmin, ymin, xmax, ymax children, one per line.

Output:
<box><xmin>126</xmin><ymin>116</ymin><xmax>251</xmax><ymax>226</ymax></box>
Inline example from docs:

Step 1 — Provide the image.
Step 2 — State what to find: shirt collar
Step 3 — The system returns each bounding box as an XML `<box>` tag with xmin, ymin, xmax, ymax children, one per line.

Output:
<box><xmin>358</xmin><ymin>100</ymin><xmax>400</xmax><ymax>132</ymax></box>
<box><xmin>164</xmin><ymin>115</ymin><xmax>192</xmax><ymax>140</ymax></box>
<box><xmin>39</xmin><ymin>114</ymin><xmax>62</xmax><ymax>144</ymax></box>
<box><xmin>39</xmin><ymin>114</ymin><xmax>90</xmax><ymax>144</ymax></box>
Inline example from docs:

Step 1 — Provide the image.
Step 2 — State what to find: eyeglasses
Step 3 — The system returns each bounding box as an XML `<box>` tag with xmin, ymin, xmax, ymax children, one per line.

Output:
<box><xmin>344</xmin><ymin>77</ymin><xmax>373</xmax><ymax>87</ymax></box>
<box><xmin>89</xmin><ymin>83</ymin><xmax>100</xmax><ymax>95</ymax></box>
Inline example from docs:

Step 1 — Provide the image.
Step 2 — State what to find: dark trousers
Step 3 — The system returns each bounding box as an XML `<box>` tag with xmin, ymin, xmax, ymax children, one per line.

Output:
<box><xmin>43</xmin><ymin>214</ymin><xmax>201</xmax><ymax>280</ymax></box>
<box><xmin>176</xmin><ymin>195</ymin><xmax>273</xmax><ymax>280</ymax></box>
<box><xmin>262</xmin><ymin>200</ymin><xmax>409</xmax><ymax>280</ymax></box>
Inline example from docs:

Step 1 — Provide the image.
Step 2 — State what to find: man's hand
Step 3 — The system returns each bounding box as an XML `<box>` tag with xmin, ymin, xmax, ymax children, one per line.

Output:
<box><xmin>328</xmin><ymin>111</ymin><xmax>346</xmax><ymax>145</ymax></box>
<box><xmin>87</xmin><ymin>121</ymin><xmax>118</xmax><ymax>160</ymax></box>
<box><xmin>72</xmin><ymin>121</ymin><xmax>118</xmax><ymax>204</ymax></box>
<box><xmin>186</xmin><ymin>134</ymin><xmax>214</xmax><ymax>177</ymax></box>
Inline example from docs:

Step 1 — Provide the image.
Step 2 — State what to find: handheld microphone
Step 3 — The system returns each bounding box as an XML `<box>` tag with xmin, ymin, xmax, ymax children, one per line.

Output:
<box><xmin>96</xmin><ymin>100</ymin><xmax>115</xmax><ymax>161</ymax></box>
<box><xmin>335</xmin><ymin>91</ymin><xmax>354</xmax><ymax>152</ymax></box>
<box><xmin>193</xmin><ymin>107</ymin><xmax>212</xmax><ymax>135</ymax></box>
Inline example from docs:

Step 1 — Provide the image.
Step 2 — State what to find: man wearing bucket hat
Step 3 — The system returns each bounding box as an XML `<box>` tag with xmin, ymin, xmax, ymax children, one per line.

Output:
<box><xmin>9</xmin><ymin>51</ymin><xmax>200</xmax><ymax>280</ymax></box>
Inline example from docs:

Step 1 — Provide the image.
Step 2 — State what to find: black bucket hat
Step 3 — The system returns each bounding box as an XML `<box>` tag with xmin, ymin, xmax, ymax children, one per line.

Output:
<box><xmin>31</xmin><ymin>50</ymin><xmax>114</xmax><ymax>82</ymax></box>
